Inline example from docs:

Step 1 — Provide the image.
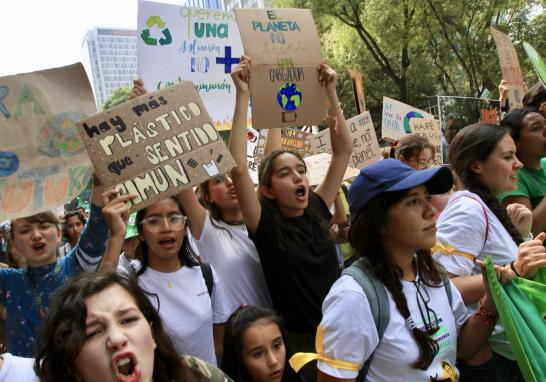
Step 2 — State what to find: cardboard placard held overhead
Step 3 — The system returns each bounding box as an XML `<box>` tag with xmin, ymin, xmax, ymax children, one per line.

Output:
<box><xmin>349</xmin><ymin>69</ymin><xmax>366</xmax><ymax>113</ymax></box>
<box><xmin>490</xmin><ymin>28</ymin><xmax>526</xmax><ymax>109</ymax></box>
<box><xmin>303</xmin><ymin>153</ymin><xmax>359</xmax><ymax>186</ymax></box>
<box><xmin>235</xmin><ymin>8</ymin><xmax>327</xmax><ymax>129</ymax></box>
<box><xmin>523</xmin><ymin>42</ymin><xmax>546</xmax><ymax>87</ymax></box>
<box><xmin>0</xmin><ymin>63</ymin><xmax>95</xmax><ymax>220</ymax></box>
<box><xmin>75</xmin><ymin>81</ymin><xmax>236</xmax><ymax>212</ymax></box>
<box><xmin>281</xmin><ymin>127</ymin><xmax>313</xmax><ymax>157</ymax></box>
<box><xmin>138</xmin><ymin>0</ymin><xmax>247</xmax><ymax>131</ymax></box>
<box><xmin>310</xmin><ymin>111</ymin><xmax>382</xmax><ymax>169</ymax></box>
<box><xmin>409</xmin><ymin>118</ymin><xmax>442</xmax><ymax>166</ymax></box>
<box><xmin>381</xmin><ymin>97</ymin><xmax>434</xmax><ymax>142</ymax></box>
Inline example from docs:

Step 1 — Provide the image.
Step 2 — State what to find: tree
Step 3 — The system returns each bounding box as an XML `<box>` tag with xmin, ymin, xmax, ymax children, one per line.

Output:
<box><xmin>102</xmin><ymin>87</ymin><xmax>131</xmax><ymax>110</ymax></box>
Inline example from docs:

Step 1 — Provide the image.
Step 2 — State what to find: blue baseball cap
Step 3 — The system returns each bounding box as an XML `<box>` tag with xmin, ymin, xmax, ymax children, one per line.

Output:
<box><xmin>349</xmin><ymin>159</ymin><xmax>453</xmax><ymax>221</ymax></box>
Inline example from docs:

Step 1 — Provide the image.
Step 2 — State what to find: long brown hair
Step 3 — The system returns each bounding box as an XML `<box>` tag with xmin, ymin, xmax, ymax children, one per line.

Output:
<box><xmin>449</xmin><ymin>123</ymin><xmax>523</xmax><ymax>244</ymax></box>
<box><xmin>35</xmin><ymin>272</ymin><xmax>195</xmax><ymax>382</ymax></box>
<box><xmin>349</xmin><ymin>190</ymin><xmax>443</xmax><ymax>370</ymax></box>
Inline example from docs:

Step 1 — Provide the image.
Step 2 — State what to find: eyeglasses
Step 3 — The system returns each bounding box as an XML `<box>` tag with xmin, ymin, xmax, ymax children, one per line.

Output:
<box><xmin>211</xmin><ymin>174</ymin><xmax>230</xmax><ymax>185</ymax></box>
<box><xmin>139</xmin><ymin>214</ymin><xmax>185</xmax><ymax>231</ymax></box>
<box><xmin>412</xmin><ymin>280</ymin><xmax>440</xmax><ymax>333</ymax></box>
<box><xmin>409</xmin><ymin>158</ymin><xmax>433</xmax><ymax>169</ymax></box>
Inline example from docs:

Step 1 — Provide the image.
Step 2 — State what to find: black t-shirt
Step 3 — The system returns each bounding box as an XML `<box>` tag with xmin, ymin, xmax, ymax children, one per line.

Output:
<box><xmin>250</xmin><ymin>191</ymin><xmax>340</xmax><ymax>333</ymax></box>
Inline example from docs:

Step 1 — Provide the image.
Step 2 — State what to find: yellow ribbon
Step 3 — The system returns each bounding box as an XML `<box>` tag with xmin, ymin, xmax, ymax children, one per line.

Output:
<box><xmin>432</xmin><ymin>242</ymin><xmax>476</xmax><ymax>261</ymax></box>
<box><xmin>288</xmin><ymin>325</ymin><xmax>361</xmax><ymax>373</ymax></box>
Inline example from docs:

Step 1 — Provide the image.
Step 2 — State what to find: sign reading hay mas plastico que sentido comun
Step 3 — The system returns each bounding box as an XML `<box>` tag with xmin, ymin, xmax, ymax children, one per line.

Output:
<box><xmin>76</xmin><ymin>81</ymin><xmax>235</xmax><ymax>211</ymax></box>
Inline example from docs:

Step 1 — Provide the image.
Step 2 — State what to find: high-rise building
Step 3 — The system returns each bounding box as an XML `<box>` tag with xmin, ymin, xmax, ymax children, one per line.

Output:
<box><xmin>82</xmin><ymin>28</ymin><xmax>138</xmax><ymax>110</ymax></box>
<box><xmin>223</xmin><ymin>0</ymin><xmax>265</xmax><ymax>10</ymax></box>
<box><xmin>185</xmin><ymin>0</ymin><xmax>223</xmax><ymax>8</ymax></box>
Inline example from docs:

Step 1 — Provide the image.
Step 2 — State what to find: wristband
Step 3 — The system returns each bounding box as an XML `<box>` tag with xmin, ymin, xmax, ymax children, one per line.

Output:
<box><xmin>474</xmin><ymin>297</ymin><xmax>498</xmax><ymax>327</ymax></box>
<box><xmin>522</xmin><ymin>233</ymin><xmax>533</xmax><ymax>242</ymax></box>
<box><xmin>326</xmin><ymin>102</ymin><xmax>342</xmax><ymax>116</ymax></box>
<box><xmin>510</xmin><ymin>261</ymin><xmax>521</xmax><ymax>277</ymax></box>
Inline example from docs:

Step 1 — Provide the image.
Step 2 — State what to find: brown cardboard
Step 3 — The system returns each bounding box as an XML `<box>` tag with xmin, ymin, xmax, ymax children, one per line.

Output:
<box><xmin>235</xmin><ymin>8</ymin><xmax>327</xmax><ymax>129</ymax></box>
<box><xmin>409</xmin><ymin>118</ymin><xmax>442</xmax><ymax>166</ymax></box>
<box><xmin>281</xmin><ymin>127</ymin><xmax>313</xmax><ymax>157</ymax></box>
<box><xmin>349</xmin><ymin>69</ymin><xmax>366</xmax><ymax>113</ymax></box>
<box><xmin>75</xmin><ymin>81</ymin><xmax>236</xmax><ymax>212</ymax></box>
<box><xmin>490</xmin><ymin>28</ymin><xmax>526</xmax><ymax>109</ymax></box>
<box><xmin>0</xmin><ymin>63</ymin><xmax>95</xmax><ymax>220</ymax></box>
<box><xmin>310</xmin><ymin>111</ymin><xmax>382</xmax><ymax>169</ymax></box>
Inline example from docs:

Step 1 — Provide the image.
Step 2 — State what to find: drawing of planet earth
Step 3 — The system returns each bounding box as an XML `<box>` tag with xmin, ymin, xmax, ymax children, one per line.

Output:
<box><xmin>403</xmin><ymin>111</ymin><xmax>424</xmax><ymax>133</ymax></box>
<box><xmin>37</xmin><ymin>111</ymin><xmax>87</xmax><ymax>158</ymax></box>
<box><xmin>277</xmin><ymin>83</ymin><xmax>302</xmax><ymax>112</ymax></box>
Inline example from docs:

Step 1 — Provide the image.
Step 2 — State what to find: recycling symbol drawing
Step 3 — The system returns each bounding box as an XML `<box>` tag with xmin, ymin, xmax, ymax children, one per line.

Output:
<box><xmin>141</xmin><ymin>16</ymin><xmax>172</xmax><ymax>46</ymax></box>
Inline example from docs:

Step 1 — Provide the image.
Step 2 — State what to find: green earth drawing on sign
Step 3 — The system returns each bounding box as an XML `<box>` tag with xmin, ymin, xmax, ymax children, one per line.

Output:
<box><xmin>37</xmin><ymin>111</ymin><xmax>87</xmax><ymax>158</ymax></box>
<box><xmin>277</xmin><ymin>83</ymin><xmax>302</xmax><ymax>111</ymax></box>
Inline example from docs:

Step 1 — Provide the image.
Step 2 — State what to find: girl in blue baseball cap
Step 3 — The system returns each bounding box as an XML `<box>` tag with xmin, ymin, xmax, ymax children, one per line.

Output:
<box><xmin>293</xmin><ymin>158</ymin><xmax>515</xmax><ymax>382</ymax></box>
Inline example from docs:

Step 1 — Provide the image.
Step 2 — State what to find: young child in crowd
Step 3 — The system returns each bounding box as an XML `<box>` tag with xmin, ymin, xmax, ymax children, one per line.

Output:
<box><xmin>223</xmin><ymin>305</ymin><xmax>287</xmax><ymax>382</ymax></box>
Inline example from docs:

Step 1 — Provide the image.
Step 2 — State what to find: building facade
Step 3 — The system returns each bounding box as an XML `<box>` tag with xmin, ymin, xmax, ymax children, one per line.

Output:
<box><xmin>82</xmin><ymin>28</ymin><xmax>138</xmax><ymax>110</ymax></box>
<box><xmin>223</xmin><ymin>0</ymin><xmax>265</xmax><ymax>10</ymax></box>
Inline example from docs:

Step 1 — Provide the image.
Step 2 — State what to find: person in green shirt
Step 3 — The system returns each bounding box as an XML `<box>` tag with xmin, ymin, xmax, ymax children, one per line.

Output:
<box><xmin>501</xmin><ymin>107</ymin><xmax>546</xmax><ymax>235</ymax></box>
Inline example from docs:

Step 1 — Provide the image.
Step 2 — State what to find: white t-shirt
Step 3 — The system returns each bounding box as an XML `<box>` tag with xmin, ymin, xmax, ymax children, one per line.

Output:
<box><xmin>433</xmin><ymin>190</ymin><xmax>518</xmax><ymax>358</ymax></box>
<box><xmin>188</xmin><ymin>212</ymin><xmax>272</xmax><ymax>309</ymax></box>
<box><xmin>0</xmin><ymin>353</ymin><xmax>38</xmax><ymax>382</ymax></box>
<box><xmin>434</xmin><ymin>190</ymin><xmax>518</xmax><ymax>275</ymax></box>
<box><xmin>121</xmin><ymin>264</ymin><xmax>232</xmax><ymax>366</ymax></box>
<box><xmin>318</xmin><ymin>275</ymin><xmax>469</xmax><ymax>381</ymax></box>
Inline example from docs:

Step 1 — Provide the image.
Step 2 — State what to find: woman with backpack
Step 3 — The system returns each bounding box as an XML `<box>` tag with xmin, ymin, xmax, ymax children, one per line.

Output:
<box><xmin>99</xmin><ymin>191</ymin><xmax>232</xmax><ymax>366</ymax></box>
<box><xmin>293</xmin><ymin>158</ymin><xmax>514</xmax><ymax>381</ymax></box>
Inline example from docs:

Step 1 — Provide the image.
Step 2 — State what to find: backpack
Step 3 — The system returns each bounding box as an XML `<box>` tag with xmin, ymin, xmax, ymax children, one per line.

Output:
<box><xmin>126</xmin><ymin>257</ymin><xmax>214</xmax><ymax>298</ymax></box>
<box><xmin>342</xmin><ymin>258</ymin><xmax>453</xmax><ymax>381</ymax></box>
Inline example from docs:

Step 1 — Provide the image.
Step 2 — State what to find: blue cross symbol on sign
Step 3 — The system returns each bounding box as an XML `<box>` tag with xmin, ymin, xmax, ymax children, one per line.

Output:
<box><xmin>216</xmin><ymin>46</ymin><xmax>240</xmax><ymax>73</ymax></box>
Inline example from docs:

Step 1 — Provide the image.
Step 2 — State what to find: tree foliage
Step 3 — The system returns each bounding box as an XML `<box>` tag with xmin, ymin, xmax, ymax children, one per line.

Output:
<box><xmin>102</xmin><ymin>87</ymin><xmax>131</xmax><ymax>110</ymax></box>
<box><xmin>273</xmin><ymin>0</ymin><xmax>544</xmax><ymax>130</ymax></box>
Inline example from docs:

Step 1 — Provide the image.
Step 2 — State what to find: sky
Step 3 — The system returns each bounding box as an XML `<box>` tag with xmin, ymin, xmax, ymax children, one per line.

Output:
<box><xmin>0</xmin><ymin>0</ymin><xmax>182</xmax><ymax>77</ymax></box>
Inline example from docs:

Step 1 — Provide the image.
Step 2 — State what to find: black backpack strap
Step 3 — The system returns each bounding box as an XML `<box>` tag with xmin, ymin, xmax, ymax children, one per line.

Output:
<box><xmin>200</xmin><ymin>262</ymin><xmax>214</xmax><ymax>298</ymax></box>
<box><xmin>342</xmin><ymin>258</ymin><xmax>389</xmax><ymax>381</ymax></box>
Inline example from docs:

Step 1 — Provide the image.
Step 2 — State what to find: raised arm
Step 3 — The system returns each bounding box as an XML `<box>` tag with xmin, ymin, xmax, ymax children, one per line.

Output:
<box><xmin>264</xmin><ymin>128</ymin><xmax>282</xmax><ymax>157</ymax></box>
<box><xmin>98</xmin><ymin>189</ymin><xmax>135</xmax><ymax>272</ymax></box>
<box><xmin>176</xmin><ymin>188</ymin><xmax>206</xmax><ymax>239</ymax></box>
<box><xmin>314</xmin><ymin>64</ymin><xmax>352</xmax><ymax>208</ymax></box>
<box><xmin>229</xmin><ymin>55</ymin><xmax>262</xmax><ymax>234</ymax></box>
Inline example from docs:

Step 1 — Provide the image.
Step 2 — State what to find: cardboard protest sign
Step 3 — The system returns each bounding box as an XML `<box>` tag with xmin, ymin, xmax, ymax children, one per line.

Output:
<box><xmin>0</xmin><ymin>64</ymin><xmax>95</xmax><ymax>220</ymax></box>
<box><xmin>409</xmin><ymin>118</ymin><xmax>442</xmax><ymax>166</ymax></box>
<box><xmin>281</xmin><ymin>128</ymin><xmax>313</xmax><ymax>157</ymax></box>
<box><xmin>523</xmin><ymin>42</ymin><xmax>546</xmax><ymax>87</ymax></box>
<box><xmin>138</xmin><ymin>0</ymin><xmax>247</xmax><ymax>131</ymax></box>
<box><xmin>247</xmin><ymin>126</ymin><xmax>259</xmax><ymax>184</ymax></box>
<box><xmin>235</xmin><ymin>8</ymin><xmax>327</xmax><ymax>129</ymax></box>
<box><xmin>303</xmin><ymin>153</ymin><xmax>359</xmax><ymax>186</ymax></box>
<box><xmin>381</xmin><ymin>97</ymin><xmax>434</xmax><ymax>142</ymax></box>
<box><xmin>75</xmin><ymin>81</ymin><xmax>236</xmax><ymax>212</ymax></box>
<box><xmin>490</xmin><ymin>28</ymin><xmax>526</xmax><ymax>109</ymax></box>
<box><xmin>310</xmin><ymin>111</ymin><xmax>382</xmax><ymax>170</ymax></box>
<box><xmin>349</xmin><ymin>69</ymin><xmax>366</xmax><ymax>113</ymax></box>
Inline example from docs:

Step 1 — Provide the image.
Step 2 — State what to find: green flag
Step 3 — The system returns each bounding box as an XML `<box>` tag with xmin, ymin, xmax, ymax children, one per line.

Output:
<box><xmin>523</xmin><ymin>42</ymin><xmax>546</xmax><ymax>88</ymax></box>
<box><xmin>485</xmin><ymin>257</ymin><xmax>546</xmax><ymax>382</ymax></box>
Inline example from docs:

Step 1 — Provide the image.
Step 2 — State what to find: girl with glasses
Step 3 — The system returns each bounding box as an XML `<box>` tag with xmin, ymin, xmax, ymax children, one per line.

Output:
<box><xmin>99</xmin><ymin>192</ymin><xmax>232</xmax><ymax>366</ymax></box>
<box><xmin>130</xmin><ymin>79</ymin><xmax>272</xmax><ymax>313</ymax></box>
<box><xmin>434</xmin><ymin>123</ymin><xmax>546</xmax><ymax>381</ymax></box>
<box><xmin>297</xmin><ymin>159</ymin><xmax>514</xmax><ymax>382</ymax></box>
<box><xmin>391</xmin><ymin>134</ymin><xmax>435</xmax><ymax>170</ymax></box>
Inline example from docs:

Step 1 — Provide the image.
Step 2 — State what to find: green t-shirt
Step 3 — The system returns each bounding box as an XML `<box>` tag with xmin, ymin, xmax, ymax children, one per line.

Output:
<box><xmin>501</xmin><ymin>158</ymin><xmax>546</xmax><ymax>207</ymax></box>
